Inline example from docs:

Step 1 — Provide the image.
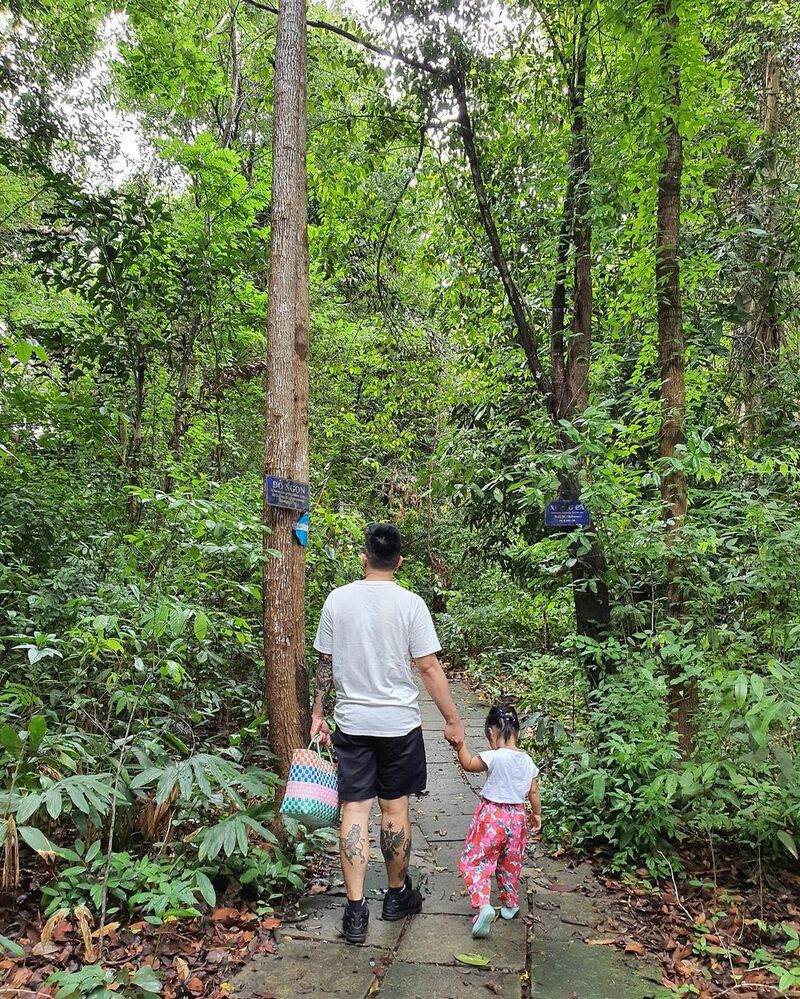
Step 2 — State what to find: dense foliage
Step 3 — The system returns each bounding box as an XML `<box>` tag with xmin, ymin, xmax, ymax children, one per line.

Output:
<box><xmin>3</xmin><ymin>0</ymin><xmax>800</xmax><ymax>991</ymax></box>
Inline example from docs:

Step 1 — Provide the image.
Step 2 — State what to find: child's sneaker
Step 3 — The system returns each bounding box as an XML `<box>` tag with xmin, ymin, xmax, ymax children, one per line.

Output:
<box><xmin>471</xmin><ymin>904</ymin><xmax>495</xmax><ymax>938</ymax></box>
<box><xmin>500</xmin><ymin>905</ymin><xmax>519</xmax><ymax>920</ymax></box>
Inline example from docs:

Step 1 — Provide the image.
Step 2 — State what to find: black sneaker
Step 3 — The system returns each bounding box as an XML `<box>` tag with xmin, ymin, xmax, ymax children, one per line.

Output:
<box><xmin>381</xmin><ymin>876</ymin><xmax>423</xmax><ymax>921</ymax></box>
<box><xmin>342</xmin><ymin>900</ymin><xmax>369</xmax><ymax>944</ymax></box>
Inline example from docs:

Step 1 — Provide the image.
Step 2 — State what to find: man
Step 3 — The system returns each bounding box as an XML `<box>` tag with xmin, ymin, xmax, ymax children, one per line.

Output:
<box><xmin>310</xmin><ymin>523</ymin><xmax>465</xmax><ymax>944</ymax></box>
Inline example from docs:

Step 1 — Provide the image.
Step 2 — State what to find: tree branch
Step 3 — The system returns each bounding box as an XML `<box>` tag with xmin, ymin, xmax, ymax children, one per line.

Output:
<box><xmin>241</xmin><ymin>0</ymin><xmax>442</xmax><ymax>76</ymax></box>
<box><xmin>449</xmin><ymin>58</ymin><xmax>552</xmax><ymax>400</ymax></box>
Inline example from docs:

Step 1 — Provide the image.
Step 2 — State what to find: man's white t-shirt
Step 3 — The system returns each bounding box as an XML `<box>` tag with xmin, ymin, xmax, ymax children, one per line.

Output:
<box><xmin>313</xmin><ymin>580</ymin><xmax>441</xmax><ymax>737</ymax></box>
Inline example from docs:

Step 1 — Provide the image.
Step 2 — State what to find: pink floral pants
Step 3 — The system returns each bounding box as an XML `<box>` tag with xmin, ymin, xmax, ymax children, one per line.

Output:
<box><xmin>459</xmin><ymin>800</ymin><xmax>527</xmax><ymax>910</ymax></box>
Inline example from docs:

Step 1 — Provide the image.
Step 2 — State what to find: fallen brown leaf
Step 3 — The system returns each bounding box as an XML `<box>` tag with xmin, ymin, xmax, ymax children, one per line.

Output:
<box><xmin>32</xmin><ymin>940</ymin><xmax>61</xmax><ymax>959</ymax></box>
<box><xmin>92</xmin><ymin>922</ymin><xmax>121</xmax><ymax>939</ymax></box>
<box><xmin>174</xmin><ymin>958</ymin><xmax>190</xmax><ymax>982</ymax></box>
<box><xmin>206</xmin><ymin>949</ymin><xmax>229</xmax><ymax>966</ymax></box>
<box><xmin>7</xmin><ymin>968</ymin><xmax>33</xmax><ymax>990</ymax></box>
<box><xmin>586</xmin><ymin>938</ymin><xmax>616</xmax><ymax>946</ymax></box>
<box><xmin>40</xmin><ymin>910</ymin><xmax>70</xmax><ymax>946</ymax></box>
<box><xmin>74</xmin><ymin>905</ymin><xmax>97</xmax><ymax>963</ymax></box>
<box><xmin>625</xmin><ymin>941</ymin><xmax>646</xmax><ymax>956</ymax></box>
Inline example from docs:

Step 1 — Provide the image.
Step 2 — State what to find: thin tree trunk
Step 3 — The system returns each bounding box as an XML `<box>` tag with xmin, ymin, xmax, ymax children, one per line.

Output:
<box><xmin>263</xmin><ymin>0</ymin><xmax>311</xmax><ymax>779</ymax></box>
<box><xmin>127</xmin><ymin>357</ymin><xmax>146</xmax><ymax>525</ymax></box>
<box><xmin>741</xmin><ymin>42</ymin><xmax>782</xmax><ymax>437</ymax></box>
<box><xmin>222</xmin><ymin>12</ymin><xmax>241</xmax><ymax>149</ymax></box>
<box><xmin>655</xmin><ymin>0</ymin><xmax>695</xmax><ymax>756</ymax></box>
<box><xmin>163</xmin><ymin>327</ymin><xmax>196</xmax><ymax>493</ymax></box>
<box><xmin>450</xmin><ymin>61</ymin><xmax>551</xmax><ymax>401</ymax></box>
<box><xmin>758</xmin><ymin>43</ymin><xmax>781</xmax><ymax>358</ymax></box>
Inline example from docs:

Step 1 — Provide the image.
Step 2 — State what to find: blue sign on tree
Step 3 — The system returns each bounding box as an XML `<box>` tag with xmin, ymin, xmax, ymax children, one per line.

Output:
<box><xmin>545</xmin><ymin>500</ymin><xmax>590</xmax><ymax>528</ymax></box>
<box><xmin>265</xmin><ymin>475</ymin><xmax>309</xmax><ymax>512</ymax></box>
<box><xmin>293</xmin><ymin>511</ymin><xmax>310</xmax><ymax>546</ymax></box>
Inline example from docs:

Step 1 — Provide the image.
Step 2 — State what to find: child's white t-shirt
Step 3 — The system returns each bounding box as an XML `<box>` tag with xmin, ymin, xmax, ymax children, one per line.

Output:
<box><xmin>478</xmin><ymin>748</ymin><xmax>538</xmax><ymax>804</ymax></box>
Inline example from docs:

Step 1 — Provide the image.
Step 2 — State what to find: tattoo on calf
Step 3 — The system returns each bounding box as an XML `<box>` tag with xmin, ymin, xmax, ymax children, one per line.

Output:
<box><xmin>380</xmin><ymin>822</ymin><xmax>406</xmax><ymax>862</ymax></box>
<box><xmin>342</xmin><ymin>823</ymin><xmax>366</xmax><ymax>865</ymax></box>
<box><xmin>402</xmin><ymin>832</ymin><xmax>412</xmax><ymax>874</ymax></box>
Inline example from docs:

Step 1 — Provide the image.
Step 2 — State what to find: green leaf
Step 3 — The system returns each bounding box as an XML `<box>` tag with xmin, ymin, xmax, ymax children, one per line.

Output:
<box><xmin>45</xmin><ymin>788</ymin><xmax>63</xmax><ymax>820</ymax></box>
<box><xmin>455</xmin><ymin>953</ymin><xmax>491</xmax><ymax>967</ymax></box>
<box><xmin>193</xmin><ymin>610</ymin><xmax>209</xmax><ymax>642</ymax></box>
<box><xmin>0</xmin><ymin>724</ymin><xmax>23</xmax><ymax>756</ymax></box>
<box><xmin>777</xmin><ymin>830</ymin><xmax>798</xmax><ymax>859</ymax></box>
<box><xmin>28</xmin><ymin>715</ymin><xmax>47</xmax><ymax>749</ymax></box>
<box><xmin>64</xmin><ymin>781</ymin><xmax>90</xmax><ymax>814</ymax></box>
<box><xmin>18</xmin><ymin>825</ymin><xmax>57</xmax><ymax>857</ymax></box>
<box><xmin>0</xmin><ymin>933</ymin><xmax>25</xmax><ymax>957</ymax></box>
<box><xmin>194</xmin><ymin>871</ymin><xmax>216</xmax><ymax>906</ymax></box>
<box><xmin>16</xmin><ymin>793</ymin><xmax>43</xmax><ymax>824</ymax></box>
<box><xmin>155</xmin><ymin>765</ymin><xmax>178</xmax><ymax>805</ymax></box>
<box><xmin>592</xmin><ymin>773</ymin><xmax>605</xmax><ymax>805</ymax></box>
<box><xmin>131</xmin><ymin>965</ymin><xmax>162</xmax><ymax>995</ymax></box>
<box><xmin>14</xmin><ymin>339</ymin><xmax>33</xmax><ymax>364</ymax></box>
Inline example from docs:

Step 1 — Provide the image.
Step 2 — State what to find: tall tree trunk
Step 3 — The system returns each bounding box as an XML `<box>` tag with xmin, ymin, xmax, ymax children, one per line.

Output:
<box><xmin>546</xmin><ymin>14</ymin><xmax>612</xmax><ymax>672</ymax></box>
<box><xmin>263</xmin><ymin>0</ymin><xmax>311</xmax><ymax>779</ymax></box>
<box><xmin>451</xmin><ymin>51</ymin><xmax>611</xmax><ymax>667</ymax></box>
<box><xmin>655</xmin><ymin>0</ymin><xmax>695</xmax><ymax>756</ymax></box>
<box><xmin>742</xmin><ymin>41</ymin><xmax>782</xmax><ymax>437</ymax></box>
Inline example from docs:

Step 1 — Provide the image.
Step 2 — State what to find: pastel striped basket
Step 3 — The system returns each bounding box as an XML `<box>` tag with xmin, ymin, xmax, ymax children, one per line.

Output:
<box><xmin>280</xmin><ymin>741</ymin><xmax>339</xmax><ymax>829</ymax></box>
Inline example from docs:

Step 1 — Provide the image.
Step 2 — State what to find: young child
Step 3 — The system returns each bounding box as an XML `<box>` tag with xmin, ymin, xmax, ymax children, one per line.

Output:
<box><xmin>456</xmin><ymin>704</ymin><xmax>541</xmax><ymax>939</ymax></box>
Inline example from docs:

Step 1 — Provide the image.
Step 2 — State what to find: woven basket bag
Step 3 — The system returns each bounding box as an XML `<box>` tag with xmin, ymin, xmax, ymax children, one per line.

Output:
<box><xmin>279</xmin><ymin>739</ymin><xmax>339</xmax><ymax>829</ymax></box>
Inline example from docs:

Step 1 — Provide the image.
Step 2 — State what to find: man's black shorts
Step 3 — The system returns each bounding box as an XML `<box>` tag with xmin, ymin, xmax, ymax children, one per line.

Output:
<box><xmin>332</xmin><ymin>726</ymin><xmax>427</xmax><ymax>802</ymax></box>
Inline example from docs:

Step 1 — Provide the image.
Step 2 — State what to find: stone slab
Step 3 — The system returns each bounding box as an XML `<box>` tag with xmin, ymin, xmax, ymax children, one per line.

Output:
<box><xmin>529</xmin><ymin>892</ymin><xmax>599</xmax><ymax>941</ymax></box>
<box><xmin>418</xmin><ymin>813</ymin><xmax>474</xmax><ymax>841</ymax></box>
<box><xmin>231</xmin><ymin>940</ymin><xmax>382</xmax><ymax>998</ymax></box>
<box><xmin>395</xmin><ymin>913</ymin><xmax>527</xmax><ymax>971</ymax></box>
<box><xmin>417</xmin><ymin>779</ymin><xmax>474</xmax><ymax>796</ymax></box>
<box><xmin>278</xmin><ymin>898</ymin><xmax>404</xmax><ymax>949</ymax></box>
<box><xmin>420</xmin><ymin>874</ymin><xmax>472</xmax><ymax>915</ymax></box>
<box><xmin>530</xmin><ymin>939</ymin><xmax>660</xmax><ymax>999</ymax></box>
<box><xmin>379</xmin><ymin>962</ymin><xmax>522</xmax><ymax>999</ymax></box>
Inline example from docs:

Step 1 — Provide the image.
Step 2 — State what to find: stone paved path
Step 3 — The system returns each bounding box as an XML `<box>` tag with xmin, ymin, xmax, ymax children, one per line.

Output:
<box><xmin>232</xmin><ymin>683</ymin><xmax>662</xmax><ymax>999</ymax></box>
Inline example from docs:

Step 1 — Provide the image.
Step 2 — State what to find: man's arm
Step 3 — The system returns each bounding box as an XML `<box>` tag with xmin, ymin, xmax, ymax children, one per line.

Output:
<box><xmin>414</xmin><ymin>653</ymin><xmax>465</xmax><ymax>747</ymax></box>
<box><xmin>310</xmin><ymin>652</ymin><xmax>334</xmax><ymax>747</ymax></box>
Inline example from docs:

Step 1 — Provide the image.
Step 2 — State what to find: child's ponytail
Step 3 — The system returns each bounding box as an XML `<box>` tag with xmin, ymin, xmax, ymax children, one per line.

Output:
<box><xmin>485</xmin><ymin>704</ymin><xmax>520</xmax><ymax>743</ymax></box>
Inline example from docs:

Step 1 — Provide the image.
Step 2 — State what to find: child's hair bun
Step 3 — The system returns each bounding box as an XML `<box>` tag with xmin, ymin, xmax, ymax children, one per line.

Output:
<box><xmin>485</xmin><ymin>703</ymin><xmax>520</xmax><ymax>741</ymax></box>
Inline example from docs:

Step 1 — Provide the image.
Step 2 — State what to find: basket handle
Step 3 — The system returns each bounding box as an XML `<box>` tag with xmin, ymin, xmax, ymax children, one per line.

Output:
<box><xmin>308</xmin><ymin>734</ymin><xmax>336</xmax><ymax>762</ymax></box>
